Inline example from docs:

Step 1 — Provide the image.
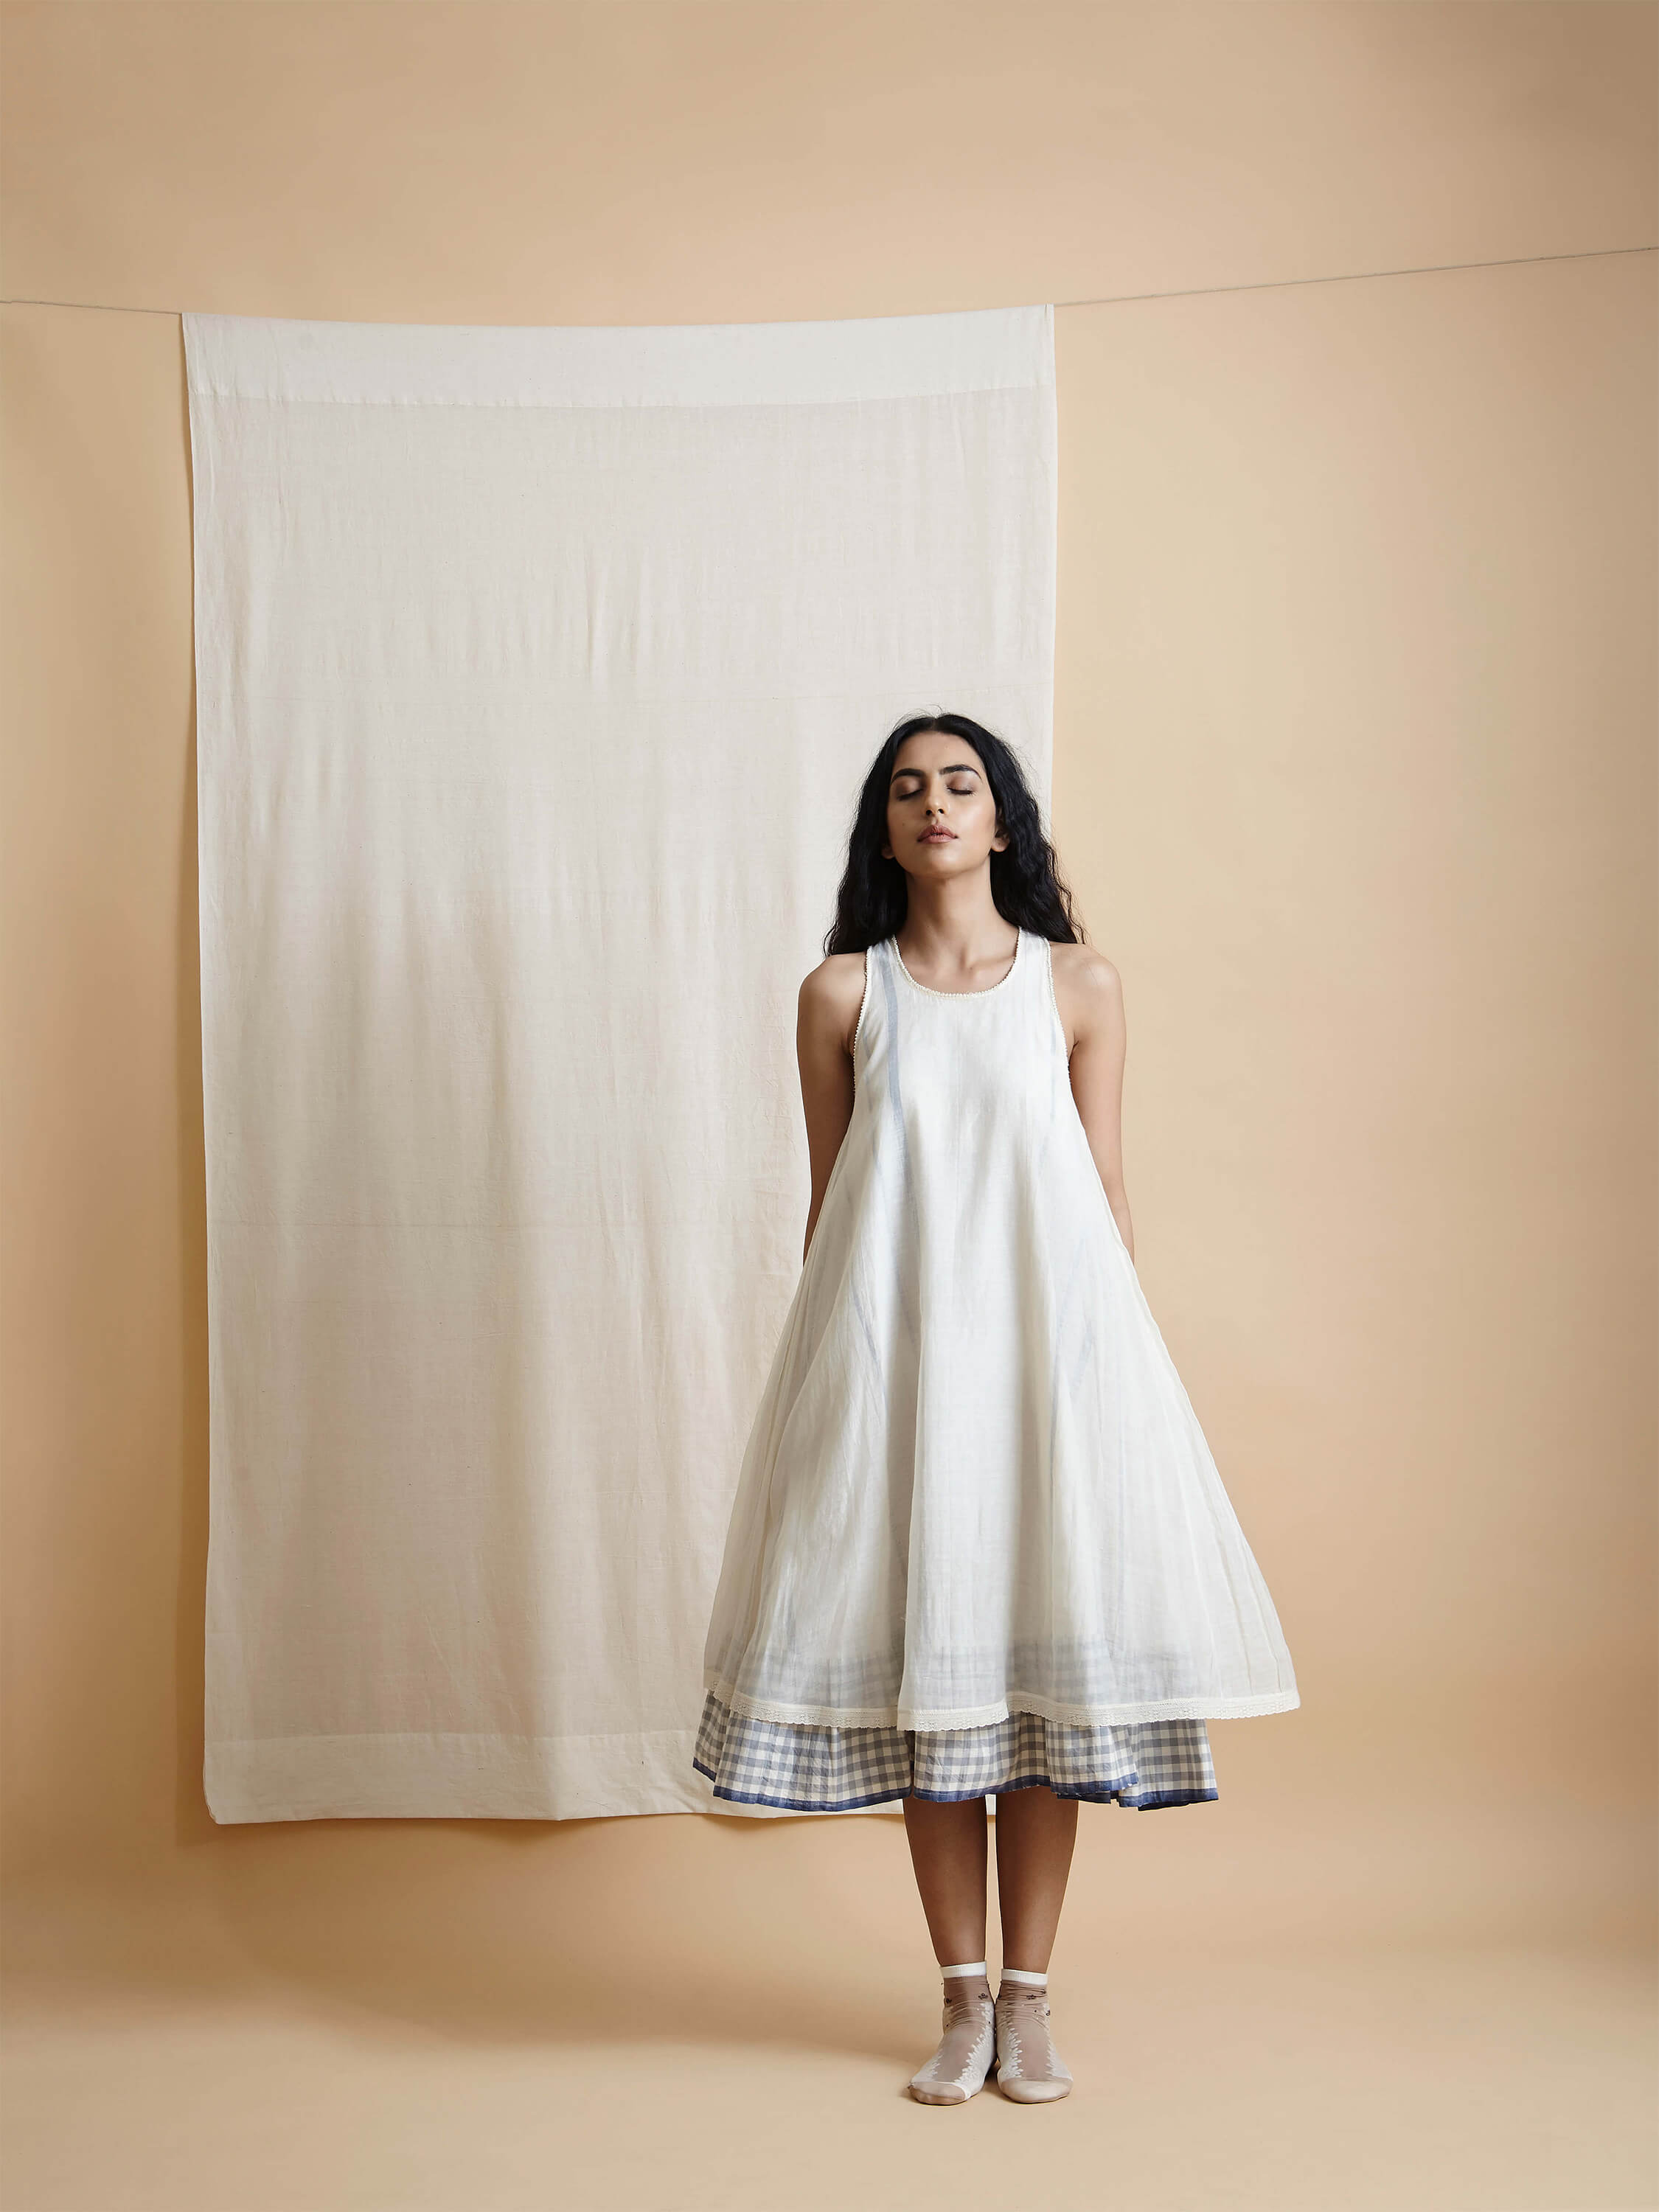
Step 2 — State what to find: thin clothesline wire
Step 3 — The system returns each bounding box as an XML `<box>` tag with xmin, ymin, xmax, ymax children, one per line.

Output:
<box><xmin>1</xmin><ymin>242</ymin><xmax>1652</xmax><ymax>319</ymax></box>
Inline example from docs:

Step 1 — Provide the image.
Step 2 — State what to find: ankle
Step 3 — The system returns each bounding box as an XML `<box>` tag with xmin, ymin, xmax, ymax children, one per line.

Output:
<box><xmin>940</xmin><ymin>1958</ymin><xmax>990</xmax><ymax>1993</ymax></box>
<box><xmin>998</xmin><ymin>1966</ymin><xmax>1048</xmax><ymax>1992</ymax></box>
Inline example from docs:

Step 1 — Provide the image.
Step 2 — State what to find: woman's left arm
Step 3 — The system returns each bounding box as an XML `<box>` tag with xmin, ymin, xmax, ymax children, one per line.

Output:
<box><xmin>1057</xmin><ymin>945</ymin><xmax>1135</xmax><ymax>1263</ymax></box>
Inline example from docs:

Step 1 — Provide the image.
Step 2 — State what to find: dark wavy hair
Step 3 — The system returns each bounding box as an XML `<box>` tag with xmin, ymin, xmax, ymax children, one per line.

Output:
<box><xmin>823</xmin><ymin>712</ymin><xmax>1086</xmax><ymax>955</ymax></box>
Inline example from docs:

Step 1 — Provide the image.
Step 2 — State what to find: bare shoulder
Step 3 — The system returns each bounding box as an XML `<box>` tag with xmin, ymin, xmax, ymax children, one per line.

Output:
<box><xmin>1048</xmin><ymin>940</ymin><xmax>1124</xmax><ymax>1051</ymax></box>
<box><xmin>799</xmin><ymin>949</ymin><xmax>872</xmax><ymax>1058</ymax></box>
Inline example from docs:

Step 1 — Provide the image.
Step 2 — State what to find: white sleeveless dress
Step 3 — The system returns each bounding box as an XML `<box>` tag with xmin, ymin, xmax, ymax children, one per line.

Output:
<box><xmin>695</xmin><ymin>925</ymin><xmax>1298</xmax><ymax>1812</ymax></box>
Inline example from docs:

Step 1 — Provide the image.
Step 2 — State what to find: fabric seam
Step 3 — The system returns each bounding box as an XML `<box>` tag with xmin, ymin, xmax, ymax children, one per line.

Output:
<box><xmin>850</xmin><ymin>942</ymin><xmax>873</xmax><ymax>1061</ymax></box>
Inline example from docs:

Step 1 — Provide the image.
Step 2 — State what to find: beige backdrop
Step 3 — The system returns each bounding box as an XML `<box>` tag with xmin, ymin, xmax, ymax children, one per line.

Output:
<box><xmin>4</xmin><ymin>6</ymin><xmax>1655</xmax><ymax>2211</ymax></box>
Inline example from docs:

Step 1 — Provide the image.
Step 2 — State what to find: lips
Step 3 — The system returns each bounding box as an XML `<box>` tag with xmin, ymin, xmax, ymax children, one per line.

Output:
<box><xmin>920</xmin><ymin>830</ymin><xmax>956</xmax><ymax>843</ymax></box>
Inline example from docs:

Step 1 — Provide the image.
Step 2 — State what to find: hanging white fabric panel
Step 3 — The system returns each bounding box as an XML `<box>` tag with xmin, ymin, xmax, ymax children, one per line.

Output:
<box><xmin>184</xmin><ymin>304</ymin><xmax>1057</xmax><ymax>1822</ymax></box>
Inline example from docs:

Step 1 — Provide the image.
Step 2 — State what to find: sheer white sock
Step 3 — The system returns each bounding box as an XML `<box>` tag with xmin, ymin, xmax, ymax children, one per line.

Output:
<box><xmin>911</xmin><ymin>1968</ymin><xmax>996</xmax><ymax>2103</ymax></box>
<box><xmin>999</xmin><ymin>1966</ymin><xmax>1048</xmax><ymax>1986</ymax></box>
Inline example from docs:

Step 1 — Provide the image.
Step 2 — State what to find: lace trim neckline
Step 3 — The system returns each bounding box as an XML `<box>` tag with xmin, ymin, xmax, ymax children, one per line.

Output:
<box><xmin>889</xmin><ymin>928</ymin><xmax>1023</xmax><ymax>1000</ymax></box>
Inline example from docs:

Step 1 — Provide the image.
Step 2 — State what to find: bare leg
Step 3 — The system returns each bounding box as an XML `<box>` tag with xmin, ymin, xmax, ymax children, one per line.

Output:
<box><xmin>992</xmin><ymin>1786</ymin><xmax>1078</xmax><ymax>1969</ymax></box>
<box><xmin>901</xmin><ymin>1794</ymin><xmax>989</xmax><ymax>1964</ymax></box>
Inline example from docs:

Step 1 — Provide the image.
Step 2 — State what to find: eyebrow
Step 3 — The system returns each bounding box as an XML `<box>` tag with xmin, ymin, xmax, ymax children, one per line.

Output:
<box><xmin>891</xmin><ymin>762</ymin><xmax>982</xmax><ymax>782</ymax></box>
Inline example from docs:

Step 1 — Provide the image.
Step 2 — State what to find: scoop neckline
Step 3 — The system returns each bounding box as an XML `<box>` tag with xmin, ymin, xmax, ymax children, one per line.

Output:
<box><xmin>890</xmin><ymin>927</ymin><xmax>1024</xmax><ymax>999</ymax></box>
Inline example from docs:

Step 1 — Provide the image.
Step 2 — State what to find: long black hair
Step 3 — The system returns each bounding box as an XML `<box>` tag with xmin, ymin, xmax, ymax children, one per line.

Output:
<box><xmin>823</xmin><ymin>712</ymin><xmax>1086</xmax><ymax>955</ymax></box>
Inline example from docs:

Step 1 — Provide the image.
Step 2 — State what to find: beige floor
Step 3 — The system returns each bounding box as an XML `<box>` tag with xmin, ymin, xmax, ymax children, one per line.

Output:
<box><xmin>5</xmin><ymin>1786</ymin><xmax>1655</xmax><ymax>2212</ymax></box>
<box><xmin>3</xmin><ymin>1944</ymin><xmax>1651</xmax><ymax>2212</ymax></box>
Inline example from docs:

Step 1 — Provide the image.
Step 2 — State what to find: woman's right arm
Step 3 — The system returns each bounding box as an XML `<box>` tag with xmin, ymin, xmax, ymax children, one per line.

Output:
<box><xmin>795</xmin><ymin>954</ymin><xmax>865</xmax><ymax>1265</ymax></box>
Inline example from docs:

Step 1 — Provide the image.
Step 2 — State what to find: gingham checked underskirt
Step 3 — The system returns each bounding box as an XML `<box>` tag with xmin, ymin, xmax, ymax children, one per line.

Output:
<box><xmin>692</xmin><ymin>1688</ymin><xmax>1218</xmax><ymax>1812</ymax></box>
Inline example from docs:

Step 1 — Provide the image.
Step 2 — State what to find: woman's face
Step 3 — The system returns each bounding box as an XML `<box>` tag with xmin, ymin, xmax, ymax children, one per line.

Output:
<box><xmin>880</xmin><ymin>730</ymin><xmax>1006</xmax><ymax>880</ymax></box>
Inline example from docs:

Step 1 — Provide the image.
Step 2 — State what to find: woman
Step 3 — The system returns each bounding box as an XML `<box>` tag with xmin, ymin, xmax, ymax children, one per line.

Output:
<box><xmin>695</xmin><ymin>712</ymin><xmax>1299</xmax><ymax>2105</ymax></box>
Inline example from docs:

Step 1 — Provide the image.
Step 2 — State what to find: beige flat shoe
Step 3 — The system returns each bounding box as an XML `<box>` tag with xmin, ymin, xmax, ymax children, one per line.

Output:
<box><xmin>994</xmin><ymin>1979</ymin><xmax>1074</xmax><ymax>2102</ymax></box>
<box><xmin>908</xmin><ymin>1975</ymin><xmax>995</xmax><ymax>2104</ymax></box>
